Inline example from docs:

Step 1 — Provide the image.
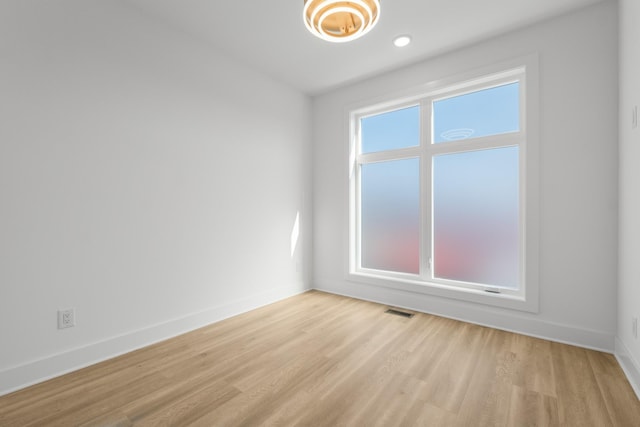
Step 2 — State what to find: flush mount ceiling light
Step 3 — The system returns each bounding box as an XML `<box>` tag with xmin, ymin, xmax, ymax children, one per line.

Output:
<box><xmin>303</xmin><ymin>0</ymin><xmax>380</xmax><ymax>43</ymax></box>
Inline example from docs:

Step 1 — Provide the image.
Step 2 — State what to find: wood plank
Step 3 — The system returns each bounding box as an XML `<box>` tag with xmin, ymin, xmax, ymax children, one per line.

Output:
<box><xmin>550</xmin><ymin>341</ymin><xmax>614</xmax><ymax>426</ymax></box>
<box><xmin>511</xmin><ymin>333</ymin><xmax>557</xmax><ymax>397</ymax></box>
<box><xmin>587</xmin><ymin>351</ymin><xmax>640</xmax><ymax>426</ymax></box>
<box><xmin>454</xmin><ymin>327</ymin><xmax>515</xmax><ymax>427</ymax></box>
<box><xmin>506</xmin><ymin>385</ymin><xmax>559</xmax><ymax>427</ymax></box>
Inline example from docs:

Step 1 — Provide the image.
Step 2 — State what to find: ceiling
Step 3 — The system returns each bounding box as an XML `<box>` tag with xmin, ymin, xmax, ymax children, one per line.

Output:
<box><xmin>124</xmin><ymin>0</ymin><xmax>607</xmax><ymax>95</ymax></box>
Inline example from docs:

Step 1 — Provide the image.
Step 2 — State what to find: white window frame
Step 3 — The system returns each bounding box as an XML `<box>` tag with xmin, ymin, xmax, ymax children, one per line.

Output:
<box><xmin>347</xmin><ymin>56</ymin><xmax>539</xmax><ymax>312</ymax></box>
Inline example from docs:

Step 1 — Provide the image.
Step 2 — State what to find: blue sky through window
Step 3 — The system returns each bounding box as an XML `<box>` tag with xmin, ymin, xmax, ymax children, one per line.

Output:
<box><xmin>433</xmin><ymin>82</ymin><xmax>519</xmax><ymax>143</ymax></box>
<box><xmin>361</xmin><ymin>105</ymin><xmax>420</xmax><ymax>153</ymax></box>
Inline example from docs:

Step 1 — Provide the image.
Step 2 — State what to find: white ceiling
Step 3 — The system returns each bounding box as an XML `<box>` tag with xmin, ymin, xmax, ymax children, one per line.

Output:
<box><xmin>124</xmin><ymin>0</ymin><xmax>607</xmax><ymax>95</ymax></box>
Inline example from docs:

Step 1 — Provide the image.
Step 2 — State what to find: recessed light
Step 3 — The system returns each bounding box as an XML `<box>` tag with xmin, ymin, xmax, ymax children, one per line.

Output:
<box><xmin>393</xmin><ymin>35</ymin><xmax>411</xmax><ymax>47</ymax></box>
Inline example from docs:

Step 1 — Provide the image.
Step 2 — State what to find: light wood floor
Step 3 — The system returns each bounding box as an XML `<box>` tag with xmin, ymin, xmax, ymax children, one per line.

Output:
<box><xmin>1</xmin><ymin>291</ymin><xmax>639</xmax><ymax>426</ymax></box>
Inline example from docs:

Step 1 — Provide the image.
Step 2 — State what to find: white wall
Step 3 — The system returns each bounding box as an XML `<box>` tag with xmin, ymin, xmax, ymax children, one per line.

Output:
<box><xmin>0</xmin><ymin>0</ymin><xmax>312</xmax><ymax>395</ymax></box>
<box><xmin>617</xmin><ymin>0</ymin><xmax>640</xmax><ymax>398</ymax></box>
<box><xmin>313</xmin><ymin>2</ymin><xmax>618</xmax><ymax>351</ymax></box>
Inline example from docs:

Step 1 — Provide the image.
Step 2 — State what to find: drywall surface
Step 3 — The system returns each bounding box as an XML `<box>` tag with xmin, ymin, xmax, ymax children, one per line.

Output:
<box><xmin>617</xmin><ymin>0</ymin><xmax>640</xmax><ymax>398</ymax></box>
<box><xmin>313</xmin><ymin>2</ymin><xmax>618</xmax><ymax>350</ymax></box>
<box><xmin>0</xmin><ymin>0</ymin><xmax>312</xmax><ymax>394</ymax></box>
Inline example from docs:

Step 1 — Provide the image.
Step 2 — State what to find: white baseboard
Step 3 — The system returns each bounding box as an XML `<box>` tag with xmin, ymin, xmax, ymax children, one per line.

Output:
<box><xmin>0</xmin><ymin>283</ymin><xmax>309</xmax><ymax>397</ymax></box>
<box><xmin>615</xmin><ymin>337</ymin><xmax>640</xmax><ymax>400</ymax></box>
<box><xmin>314</xmin><ymin>278</ymin><xmax>615</xmax><ymax>353</ymax></box>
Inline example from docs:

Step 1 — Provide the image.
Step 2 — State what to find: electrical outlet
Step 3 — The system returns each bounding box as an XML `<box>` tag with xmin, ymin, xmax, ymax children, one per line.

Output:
<box><xmin>633</xmin><ymin>317</ymin><xmax>638</xmax><ymax>339</ymax></box>
<box><xmin>58</xmin><ymin>308</ymin><xmax>75</xmax><ymax>329</ymax></box>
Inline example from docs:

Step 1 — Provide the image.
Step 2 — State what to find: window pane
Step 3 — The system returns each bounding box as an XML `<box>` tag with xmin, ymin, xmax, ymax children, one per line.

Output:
<box><xmin>433</xmin><ymin>147</ymin><xmax>519</xmax><ymax>288</ymax></box>
<box><xmin>361</xmin><ymin>106</ymin><xmax>420</xmax><ymax>153</ymax></box>
<box><xmin>433</xmin><ymin>82</ymin><xmax>519</xmax><ymax>143</ymax></box>
<box><xmin>361</xmin><ymin>158</ymin><xmax>420</xmax><ymax>274</ymax></box>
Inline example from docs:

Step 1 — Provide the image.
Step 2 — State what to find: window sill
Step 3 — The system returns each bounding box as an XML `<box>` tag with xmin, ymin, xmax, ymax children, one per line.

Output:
<box><xmin>347</xmin><ymin>271</ymin><xmax>539</xmax><ymax>313</ymax></box>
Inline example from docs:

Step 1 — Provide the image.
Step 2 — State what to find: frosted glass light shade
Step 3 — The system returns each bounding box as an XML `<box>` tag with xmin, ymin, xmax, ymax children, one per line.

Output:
<box><xmin>303</xmin><ymin>0</ymin><xmax>380</xmax><ymax>43</ymax></box>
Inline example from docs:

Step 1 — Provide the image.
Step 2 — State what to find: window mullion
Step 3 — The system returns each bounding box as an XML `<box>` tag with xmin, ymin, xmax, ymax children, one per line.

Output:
<box><xmin>357</xmin><ymin>146</ymin><xmax>421</xmax><ymax>164</ymax></box>
<box><xmin>421</xmin><ymin>98</ymin><xmax>433</xmax><ymax>280</ymax></box>
<box><xmin>428</xmin><ymin>134</ymin><xmax>523</xmax><ymax>156</ymax></box>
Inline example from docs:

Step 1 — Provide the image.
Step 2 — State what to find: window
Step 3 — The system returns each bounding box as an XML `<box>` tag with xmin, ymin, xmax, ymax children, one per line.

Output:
<box><xmin>349</xmin><ymin>64</ymin><xmax>538</xmax><ymax>311</ymax></box>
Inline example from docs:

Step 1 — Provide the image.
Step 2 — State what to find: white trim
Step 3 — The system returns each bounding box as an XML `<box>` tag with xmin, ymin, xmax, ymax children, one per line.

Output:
<box><xmin>0</xmin><ymin>283</ymin><xmax>309</xmax><ymax>397</ymax></box>
<box><xmin>347</xmin><ymin>54</ymin><xmax>540</xmax><ymax>313</ymax></box>
<box><xmin>615</xmin><ymin>337</ymin><xmax>640</xmax><ymax>400</ymax></box>
<box><xmin>346</xmin><ymin>270</ymin><xmax>531</xmax><ymax>312</ymax></box>
<box><xmin>343</xmin><ymin>56</ymin><xmax>537</xmax><ymax>115</ymax></box>
<box><xmin>315</xmin><ymin>278</ymin><xmax>614</xmax><ymax>352</ymax></box>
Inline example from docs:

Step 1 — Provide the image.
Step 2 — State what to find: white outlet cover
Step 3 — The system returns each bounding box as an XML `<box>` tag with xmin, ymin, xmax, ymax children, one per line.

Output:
<box><xmin>58</xmin><ymin>308</ymin><xmax>76</xmax><ymax>329</ymax></box>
